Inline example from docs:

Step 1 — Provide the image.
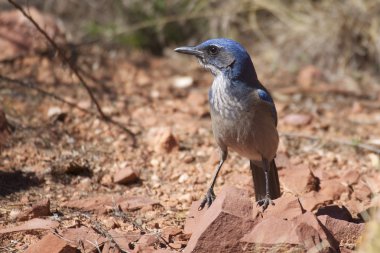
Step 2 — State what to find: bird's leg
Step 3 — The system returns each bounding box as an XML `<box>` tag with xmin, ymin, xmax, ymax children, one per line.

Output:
<box><xmin>199</xmin><ymin>149</ymin><xmax>227</xmax><ymax>210</ymax></box>
<box><xmin>257</xmin><ymin>158</ymin><xmax>275</xmax><ymax>211</ymax></box>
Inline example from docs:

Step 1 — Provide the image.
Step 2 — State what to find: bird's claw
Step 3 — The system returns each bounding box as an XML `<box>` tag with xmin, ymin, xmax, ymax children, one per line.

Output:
<box><xmin>256</xmin><ymin>195</ymin><xmax>275</xmax><ymax>211</ymax></box>
<box><xmin>198</xmin><ymin>189</ymin><xmax>216</xmax><ymax>210</ymax></box>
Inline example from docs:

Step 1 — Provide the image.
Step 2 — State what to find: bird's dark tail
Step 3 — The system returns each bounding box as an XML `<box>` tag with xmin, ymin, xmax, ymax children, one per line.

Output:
<box><xmin>250</xmin><ymin>159</ymin><xmax>281</xmax><ymax>201</ymax></box>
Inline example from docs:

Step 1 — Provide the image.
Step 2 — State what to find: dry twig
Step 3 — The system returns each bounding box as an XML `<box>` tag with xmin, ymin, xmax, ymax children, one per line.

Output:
<box><xmin>91</xmin><ymin>220</ymin><xmax>129</xmax><ymax>253</ymax></box>
<box><xmin>112</xmin><ymin>205</ymin><xmax>181</xmax><ymax>251</ymax></box>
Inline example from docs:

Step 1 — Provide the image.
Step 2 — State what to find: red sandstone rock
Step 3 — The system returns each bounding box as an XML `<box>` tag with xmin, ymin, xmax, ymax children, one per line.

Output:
<box><xmin>18</xmin><ymin>199</ymin><xmax>51</xmax><ymax>221</ymax></box>
<box><xmin>183</xmin><ymin>200</ymin><xmax>208</xmax><ymax>235</ymax></box>
<box><xmin>254</xmin><ymin>195</ymin><xmax>305</xmax><ymax>220</ymax></box>
<box><xmin>319</xmin><ymin>179</ymin><xmax>348</xmax><ymax>200</ymax></box>
<box><xmin>146</xmin><ymin>127</ymin><xmax>178</xmax><ymax>153</ymax></box>
<box><xmin>24</xmin><ymin>233</ymin><xmax>77</xmax><ymax>253</ymax></box>
<box><xmin>241</xmin><ymin>212</ymin><xmax>337</xmax><ymax>252</ymax></box>
<box><xmin>162</xmin><ymin>226</ymin><xmax>182</xmax><ymax>241</ymax></box>
<box><xmin>279</xmin><ymin>164</ymin><xmax>319</xmax><ymax>195</ymax></box>
<box><xmin>341</xmin><ymin>170</ymin><xmax>360</xmax><ymax>186</ymax></box>
<box><xmin>299</xmin><ymin>191</ymin><xmax>333</xmax><ymax>211</ymax></box>
<box><xmin>108</xmin><ymin>229</ymin><xmax>141</xmax><ymax>252</ymax></box>
<box><xmin>61</xmin><ymin>226</ymin><xmax>107</xmax><ymax>252</ymax></box>
<box><xmin>183</xmin><ymin>186</ymin><xmax>256</xmax><ymax>253</ymax></box>
<box><xmin>138</xmin><ymin>234</ymin><xmax>159</xmax><ymax>247</ymax></box>
<box><xmin>318</xmin><ymin>215</ymin><xmax>365</xmax><ymax>249</ymax></box>
<box><xmin>113</xmin><ymin>167</ymin><xmax>140</xmax><ymax>185</ymax></box>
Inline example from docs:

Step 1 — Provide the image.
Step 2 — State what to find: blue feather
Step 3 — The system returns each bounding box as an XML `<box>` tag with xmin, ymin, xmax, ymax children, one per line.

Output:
<box><xmin>257</xmin><ymin>89</ymin><xmax>274</xmax><ymax>104</ymax></box>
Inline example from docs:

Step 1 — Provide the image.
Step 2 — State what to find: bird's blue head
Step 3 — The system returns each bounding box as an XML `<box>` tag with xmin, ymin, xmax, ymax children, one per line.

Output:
<box><xmin>175</xmin><ymin>38</ymin><xmax>257</xmax><ymax>83</ymax></box>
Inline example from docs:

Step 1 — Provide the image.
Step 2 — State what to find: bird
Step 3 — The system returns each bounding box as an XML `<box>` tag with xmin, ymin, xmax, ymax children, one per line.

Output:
<box><xmin>174</xmin><ymin>38</ymin><xmax>281</xmax><ymax>211</ymax></box>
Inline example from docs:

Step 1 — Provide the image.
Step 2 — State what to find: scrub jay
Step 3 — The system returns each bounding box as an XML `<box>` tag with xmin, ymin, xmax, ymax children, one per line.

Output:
<box><xmin>175</xmin><ymin>38</ymin><xmax>281</xmax><ymax>211</ymax></box>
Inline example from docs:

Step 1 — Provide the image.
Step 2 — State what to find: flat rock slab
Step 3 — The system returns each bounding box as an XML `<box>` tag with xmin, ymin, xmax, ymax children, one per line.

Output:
<box><xmin>253</xmin><ymin>195</ymin><xmax>305</xmax><ymax>220</ymax></box>
<box><xmin>318</xmin><ymin>215</ymin><xmax>365</xmax><ymax>249</ymax></box>
<box><xmin>241</xmin><ymin>212</ymin><xmax>337</xmax><ymax>252</ymax></box>
<box><xmin>61</xmin><ymin>226</ymin><xmax>107</xmax><ymax>252</ymax></box>
<box><xmin>0</xmin><ymin>218</ymin><xmax>59</xmax><ymax>234</ymax></box>
<box><xmin>24</xmin><ymin>233</ymin><xmax>77</xmax><ymax>253</ymax></box>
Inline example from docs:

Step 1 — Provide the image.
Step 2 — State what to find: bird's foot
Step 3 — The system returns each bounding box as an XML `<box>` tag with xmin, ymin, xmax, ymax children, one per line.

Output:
<box><xmin>198</xmin><ymin>189</ymin><xmax>216</xmax><ymax>211</ymax></box>
<box><xmin>257</xmin><ymin>195</ymin><xmax>275</xmax><ymax>212</ymax></box>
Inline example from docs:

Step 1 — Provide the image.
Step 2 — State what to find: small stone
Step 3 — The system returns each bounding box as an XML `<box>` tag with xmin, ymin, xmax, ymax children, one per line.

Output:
<box><xmin>146</xmin><ymin>127</ymin><xmax>178</xmax><ymax>153</ymax></box>
<box><xmin>172</xmin><ymin>76</ymin><xmax>193</xmax><ymax>89</ymax></box>
<box><xmin>183</xmin><ymin>155</ymin><xmax>195</xmax><ymax>164</ymax></box>
<box><xmin>119</xmin><ymin>196</ymin><xmax>160</xmax><ymax>211</ymax></box>
<box><xmin>368</xmin><ymin>153</ymin><xmax>380</xmax><ymax>168</ymax></box>
<box><xmin>18</xmin><ymin>199</ymin><xmax>51</xmax><ymax>221</ymax></box>
<box><xmin>100</xmin><ymin>174</ymin><xmax>113</xmax><ymax>186</ymax></box>
<box><xmin>162</xmin><ymin>226</ymin><xmax>182</xmax><ymax>241</ymax></box>
<box><xmin>283</xmin><ymin>113</ymin><xmax>312</xmax><ymax>126</ymax></box>
<box><xmin>9</xmin><ymin>209</ymin><xmax>22</xmax><ymax>221</ymax></box>
<box><xmin>24</xmin><ymin>233</ymin><xmax>77</xmax><ymax>253</ymax></box>
<box><xmin>178</xmin><ymin>173</ymin><xmax>189</xmax><ymax>183</ymax></box>
<box><xmin>113</xmin><ymin>167</ymin><xmax>140</xmax><ymax>185</ymax></box>
<box><xmin>47</xmin><ymin>106</ymin><xmax>62</xmax><ymax>117</ymax></box>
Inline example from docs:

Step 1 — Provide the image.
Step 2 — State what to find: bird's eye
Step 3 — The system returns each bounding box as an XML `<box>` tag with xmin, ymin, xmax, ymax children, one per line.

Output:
<box><xmin>208</xmin><ymin>46</ymin><xmax>219</xmax><ymax>55</ymax></box>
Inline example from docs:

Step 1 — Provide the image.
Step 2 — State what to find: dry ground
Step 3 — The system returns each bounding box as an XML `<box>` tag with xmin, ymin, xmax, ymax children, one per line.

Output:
<box><xmin>1</xmin><ymin>9</ymin><xmax>380</xmax><ymax>253</ymax></box>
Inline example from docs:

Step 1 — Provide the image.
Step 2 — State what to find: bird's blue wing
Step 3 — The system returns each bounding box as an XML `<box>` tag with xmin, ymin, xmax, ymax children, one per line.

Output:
<box><xmin>257</xmin><ymin>89</ymin><xmax>278</xmax><ymax>126</ymax></box>
<box><xmin>257</xmin><ymin>89</ymin><xmax>273</xmax><ymax>103</ymax></box>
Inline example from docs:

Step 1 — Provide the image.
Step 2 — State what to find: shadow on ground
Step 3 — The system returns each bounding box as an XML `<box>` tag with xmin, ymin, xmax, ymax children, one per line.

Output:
<box><xmin>0</xmin><ymin>170</ymin><xmax>43</xmax><ymax>196</ymax></box>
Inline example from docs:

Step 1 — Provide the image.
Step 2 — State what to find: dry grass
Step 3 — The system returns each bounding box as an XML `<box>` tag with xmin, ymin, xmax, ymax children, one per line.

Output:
<box><xmin>4</xmin><ymin>0</ymin><xmax>380</xmax><ymax>78</ymax></box>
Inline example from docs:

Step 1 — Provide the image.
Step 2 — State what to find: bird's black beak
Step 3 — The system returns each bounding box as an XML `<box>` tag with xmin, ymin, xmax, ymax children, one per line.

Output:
<box><xmin>174</xmin><ymin>46</ymin><xmax>204</xmax><ymax>58</ymax></box>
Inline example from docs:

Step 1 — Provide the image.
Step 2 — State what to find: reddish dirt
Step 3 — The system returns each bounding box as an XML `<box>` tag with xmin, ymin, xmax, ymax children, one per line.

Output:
<box><xmin>1</xmin><ymin>8</ymin><xmax>380</xmax><ymax>253</ymax></box>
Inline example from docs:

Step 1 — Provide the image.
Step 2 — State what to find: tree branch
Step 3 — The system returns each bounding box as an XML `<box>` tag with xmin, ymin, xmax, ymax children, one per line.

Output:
<box><xmin>0</xmin><ymin>75</ymin><xmax>136</xmax><ymax>145</ymax></box>
<box><xmin>7</xmin><ymin>0</ymin><xmax>136</xmax><ymax>145</ymax></box>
